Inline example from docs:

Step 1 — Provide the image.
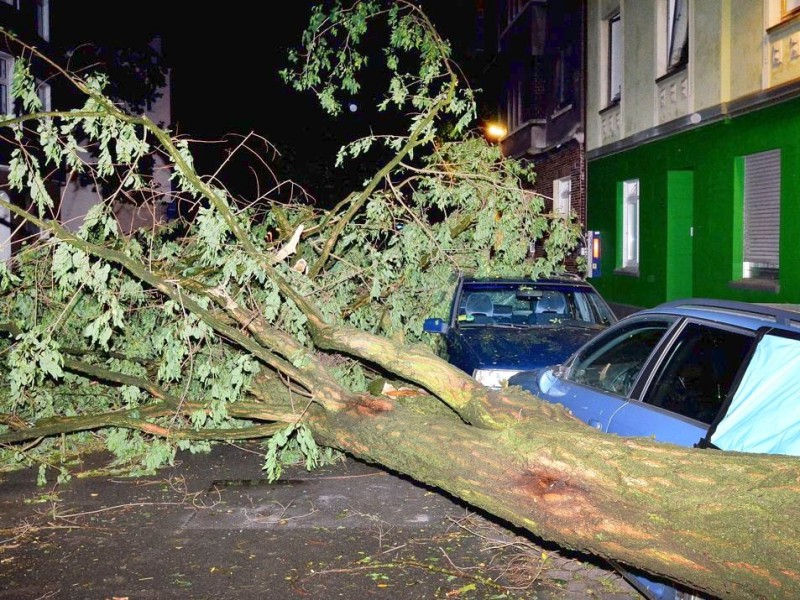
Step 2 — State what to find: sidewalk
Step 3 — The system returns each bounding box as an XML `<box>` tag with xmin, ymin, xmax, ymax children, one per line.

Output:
<box><xmin>0</xmin><ymin>442</ymin><xmax>642</xmax><ymax>599</ymax></box>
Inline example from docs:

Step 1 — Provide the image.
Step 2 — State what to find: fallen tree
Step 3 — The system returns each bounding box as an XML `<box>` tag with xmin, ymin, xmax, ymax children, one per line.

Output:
<box><xmin>0</xmin><ymin>3</ymin><xmax>798</xmax><ymax>598</ymax></box>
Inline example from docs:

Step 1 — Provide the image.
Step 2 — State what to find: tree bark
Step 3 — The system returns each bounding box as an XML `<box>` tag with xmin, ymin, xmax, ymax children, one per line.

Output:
<box><xmin>3</xmin><ymin>333</ymin><xmax>798</xmax><ymax>599</ymax></box>
<box><xmin>297</xmin><ymin>385</ymin><xmax>800</xmax><ymax>599</ymax></box>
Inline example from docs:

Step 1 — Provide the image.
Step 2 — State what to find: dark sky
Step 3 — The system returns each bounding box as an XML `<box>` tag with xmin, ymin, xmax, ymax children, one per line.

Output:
<box><xmin>163</xmin><ymin>4</ymin><xmax>359</xmax><ymax>203</ymax></box>
<box><xmin>53</xmin><ymin>2</ymin><xmax>480</xmax><ymax>204</ymax></box>
<box><xmin>56</xmin><ymin>3</ymin><xmax>318</xmax><ymax>128</ymax></box>
<box><xmin>54</xmin><ymin>3</ymin><xmax>336</xmax><ymax>202</ymax></box>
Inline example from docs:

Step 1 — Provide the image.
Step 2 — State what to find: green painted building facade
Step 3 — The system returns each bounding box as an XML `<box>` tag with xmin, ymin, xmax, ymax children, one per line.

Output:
<box><xmin>588</xmin><ymin>95</ymin><xmax>800</xmax><ymax>308</ymax></box>
<box><xmin>584</xmin><ymin>0</ymin><xmax>800</xmax><ymax>310</ymax></box>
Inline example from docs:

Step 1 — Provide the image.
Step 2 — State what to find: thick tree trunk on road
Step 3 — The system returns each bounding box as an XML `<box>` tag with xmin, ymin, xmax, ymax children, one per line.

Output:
<box><xmin>298</xmin><ymin>384</ymin><xmax>800</xmax><ymax>599</ymax></box>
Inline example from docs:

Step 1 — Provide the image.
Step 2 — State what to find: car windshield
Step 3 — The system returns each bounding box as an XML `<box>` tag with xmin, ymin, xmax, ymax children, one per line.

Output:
<box><xmin>455</xmin><ymin>282</ymin><xmax>615</xmax><ymax>328</ymax></box>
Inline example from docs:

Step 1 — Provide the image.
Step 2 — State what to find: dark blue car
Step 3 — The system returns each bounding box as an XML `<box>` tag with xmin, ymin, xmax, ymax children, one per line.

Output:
<box><xmin>509</xmin><ymin>298</ymin><xmax>800</xmax><ymax>599</ymax></box>
<box><xmin>423</xmin><ymin>275</ymin><xmax>617</xmax><ymax>388</ymax></box>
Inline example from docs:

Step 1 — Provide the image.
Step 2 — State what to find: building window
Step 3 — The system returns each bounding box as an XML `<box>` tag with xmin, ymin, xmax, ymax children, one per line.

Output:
<box><xmin>554</xmin><ymin>49</ymin><xmax>575</xmax><ymax>110</ymax></box>
<box><xmin>666</xmin><ymin>0</ymin><xmax>689</xmax><ymax>71</ymax></box>
<box><xmin>506</xmin><ymin>79</ymin><xmax>523</xmax><ymax>130</ymax></box>
<box><xmin>554</xmin><ymin>51</ymin><xmax>567</xmax><ymax>108</ymax></box>
<box><xmin>743</xmin><ymin>150</ymin><xmax>780</xmax><ymax>281</ymax></box>
<box><xmin>607</xmin><ymin>12</ymin><xmax>622</xmax><ymax>104</ymax></box>
<box><xmin>35</xmin><ymin>0</ymin><xmax>49</xmax><ymax>41</ymax></box>
<box><xmin>785</xmin><ymin>0</ymin><xmax>800</xmax><ymax>16</ymax></box>
<box><xmin>0</xmin><ymin>53</ymin><xmax>12</xmax><ymax>115</ymax></box>
<box><xmin>622</xmin><ymin>179</ymin><xmax>639</xmax><ymax>270</ymax></box>
<box><xmin>0</xmin><ymin>192</ymin><xmax>10</xmax><ymax>264</ymax></box>
<box><xmin>553</xmin><ymin>176</ymin><xmax>572</xmax><ymax>217</ymax></box>
<box><xmin>37</xmin><ymin>81</ymin><xmax>51</xmax><ymax>111</ymax></box>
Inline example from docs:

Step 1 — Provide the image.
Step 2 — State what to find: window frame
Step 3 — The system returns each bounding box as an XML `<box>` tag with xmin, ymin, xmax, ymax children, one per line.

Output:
<box><xmin>0</xmin><ymin>191</ymin><xmax>11</xmax><ymax>264</ymax></box>
<box><xmin>784</xmin><ymin>0</ymin><xmax>800</xmax><ymax>17</ymax></box>
<box><xmin>453</xmin><ymin>282</ymin><xmax>615</xmax><ymax>329</ymax></box>
<box><xmin>742</xmin><ymin>149</ymin><xmax>780</xmax><ymax>281</ymax></box>
<box><xmin>621</xmin><ymin>179</ymin><xmax>640</xmax><ymax>271</ymax></box>
<box><xmin>553</xmin><ymin>176</ymin><xmax>572</xmax><ymax>218</ymax></box>
<box><xmin>639</xmin><ymin>321</ymin><xmax>755</xmax><ymax>425</ymax></box>
<box><xmin>0</xmin><ymin>52</ymin><xmax>13</xmax><ymax>116</ymax></box>
<box><xmin>565</xmin><ymin>316</ymin><xmax>676</xmax><ymax>397</ymax></box>
<box><xmin>665</xmin><ymin>0</ymin><xmax>689</xmax><ymax>72</ymax></box>
<box><xmin>506</xmin><ymin>78</ymin><xmax>523</xmax><ymax>131</ymax></box>
<box><xmin>554</xmin><ymin>48</ymin><xmax>575</xmax><ymax>111</ymax></box>
<box><xmin>35</xmin><ymin>0</ymin><xmax>50</xmax><ymax>42</ymax></box>
<box><xmin>607</xmin><ymin>11</ymin><xmax>622</xmax><ymax>104</ymax></box>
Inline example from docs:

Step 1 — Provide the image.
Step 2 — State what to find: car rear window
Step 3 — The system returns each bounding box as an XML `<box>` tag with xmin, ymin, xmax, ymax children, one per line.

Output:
<box><xmin>710</xmin><ymin>328</ymin><xmax>800</xmax><ymax>455</ymax></box>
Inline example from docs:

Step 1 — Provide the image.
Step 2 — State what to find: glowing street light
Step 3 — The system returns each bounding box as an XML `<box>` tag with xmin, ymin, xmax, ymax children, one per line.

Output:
<box><xmin>484</xmin><ymin>122</ymin><xmax>507</xmax><ymax>142</ymax></box>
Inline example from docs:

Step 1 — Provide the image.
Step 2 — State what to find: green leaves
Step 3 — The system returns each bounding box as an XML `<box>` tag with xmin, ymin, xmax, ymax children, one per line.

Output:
<box><xmin>11</xmin><ymin>58</ymin><xmax>42</xmax><ymax>114</ymax></box>
<box><xmin>0</xmin><ymin>4</ymin><xmax>581</xmax><ymax>481</ymax></box>
<box><xmin>285</xmin><ymin>1</ymin><xmax>377</xmax><ymax>116</ymax></box>
<box><xmin>8</xmin><ymin>150</ymin><xmax>53</xmax><ymax>213</ymax></box>
<box><xmin>263</xmin><ymin>423</ymin><xmax>324</xmax><ymax>483</ymax></box>
<box><xmin>8</xmin><ymin>333</ymin><xmax>64</xmax><ymax>406</ymax></box>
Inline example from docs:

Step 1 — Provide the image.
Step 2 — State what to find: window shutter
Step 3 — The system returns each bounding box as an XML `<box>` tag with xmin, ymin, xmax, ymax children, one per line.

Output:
<box><xmin>744</xmin><ymin>150</ymin><xmax>780</xmax><ymax>266</ymax></box>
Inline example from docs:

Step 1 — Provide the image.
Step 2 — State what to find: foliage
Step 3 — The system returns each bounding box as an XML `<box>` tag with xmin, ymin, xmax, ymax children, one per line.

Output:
<box><xmin>0</xmin><ymin>1</ymin><xmax>580</xmax><ymax>479</ymax></box>
<box><xmin>1</xmin><ymin>5</ymin><xmax>799</xmax><ymax>597</ymax></box>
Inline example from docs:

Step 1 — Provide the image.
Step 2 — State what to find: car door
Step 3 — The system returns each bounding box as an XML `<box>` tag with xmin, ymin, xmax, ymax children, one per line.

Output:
<box><xmin>534</xmin><ymin>316</ymin><xmax>678</xmax><ymax>431</ymax></box>
<box><xmin>607</xmin><ymin>320</ymin><xmax>755</xmax><ymax>447</ymax></box>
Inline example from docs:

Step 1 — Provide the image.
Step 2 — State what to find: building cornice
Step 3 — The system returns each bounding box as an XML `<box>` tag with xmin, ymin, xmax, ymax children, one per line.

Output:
<box><xmin>587</xmin><ymin>79</ymin><xmax>800</xmax><ymax>162</ymax></box>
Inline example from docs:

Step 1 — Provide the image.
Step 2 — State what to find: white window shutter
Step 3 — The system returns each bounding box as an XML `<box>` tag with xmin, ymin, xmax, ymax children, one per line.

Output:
<box><xmin>743</xmin><ymin>150</ymin><xmax>780</xmax><ymax>267</ymax></box>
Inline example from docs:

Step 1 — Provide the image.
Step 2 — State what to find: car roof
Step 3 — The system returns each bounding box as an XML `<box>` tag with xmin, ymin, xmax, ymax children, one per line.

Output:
<box><xmin>633</xmin><ymin>298</ymin><xmax>800</xmax><ymax>332</ymax></box>
<box><xmin>460</xmin><ymin>273</ymin><xmax>597</xmax><ymax>290</ymax></box>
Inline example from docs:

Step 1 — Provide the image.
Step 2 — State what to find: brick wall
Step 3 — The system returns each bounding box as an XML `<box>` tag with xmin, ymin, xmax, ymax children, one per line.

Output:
<box><xmin>527</xmin><ymin>138</ymin><xmax>586</xmax><ymax>273</ymax></box>
<box><xmin>531</xmin><ymin>58</ymin><xmax>548</xmax><ymax>120</ymax></box>
<box><xmin>530</xmin><ymin>138</ymin><xmax>585</xmax><ymax>224</ymax></box>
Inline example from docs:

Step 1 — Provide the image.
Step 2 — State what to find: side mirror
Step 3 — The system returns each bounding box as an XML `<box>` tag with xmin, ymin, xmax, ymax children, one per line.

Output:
<box><xmin>538</xmin><ymin>368</ymin><xmax>558</xmax><ymax>394</ymax></box>
<box><xmin>423</xmin><ymin>318</ymin><xmax>448</xmax><ymax>334</ymax></box>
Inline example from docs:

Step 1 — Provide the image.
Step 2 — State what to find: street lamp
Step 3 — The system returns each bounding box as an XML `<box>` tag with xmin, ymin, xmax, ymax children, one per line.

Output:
<box><xmin>484</xmin><ymin>121</ymin><xmax>507</xmax><ymax>143</ymax></box>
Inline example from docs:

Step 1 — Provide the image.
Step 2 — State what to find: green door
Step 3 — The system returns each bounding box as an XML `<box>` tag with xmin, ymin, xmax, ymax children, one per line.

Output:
<box><xmin>666</xmin><ymin>171</ymin><xmax>694</xmax><ymax>300</ymax></box>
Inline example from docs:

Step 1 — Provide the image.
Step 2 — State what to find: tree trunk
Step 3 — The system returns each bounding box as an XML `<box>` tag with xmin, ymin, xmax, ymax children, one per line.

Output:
<box><xmin>296</xmin><ymin>385</ymin><xmax>800</xmax><ymax>599</ymax></box>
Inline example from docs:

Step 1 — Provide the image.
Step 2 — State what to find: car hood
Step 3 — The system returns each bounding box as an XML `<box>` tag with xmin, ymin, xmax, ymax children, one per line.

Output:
<box><xmin>455</xmin><ymin>325</ymin><xmax>600</xmax><ymax>371</ymax></box>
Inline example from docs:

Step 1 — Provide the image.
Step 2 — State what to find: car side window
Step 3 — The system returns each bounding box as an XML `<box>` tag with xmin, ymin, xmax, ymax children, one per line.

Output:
<box><xmin>567</xmin><ymin>318</ymin><xmax>676</xmax><ymax>396</ymax></box>
<box><xmin>640</xmin><ymin>323</ymin><xmax>754</xmax><ymax>424</ymax></box>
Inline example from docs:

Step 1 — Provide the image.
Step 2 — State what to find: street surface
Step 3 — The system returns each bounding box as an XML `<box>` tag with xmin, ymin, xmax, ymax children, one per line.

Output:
<box><xmin>0</xmin><ymin>442</ymin><xmax>642</xmax><ymax>599</ymax></box>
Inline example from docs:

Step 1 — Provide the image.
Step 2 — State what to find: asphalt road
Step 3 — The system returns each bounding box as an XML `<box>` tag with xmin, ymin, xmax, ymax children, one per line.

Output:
<box><xmin>0</xmin><ymin>442</ymin><xmax>642</xmax><ymax>599</ymax></box>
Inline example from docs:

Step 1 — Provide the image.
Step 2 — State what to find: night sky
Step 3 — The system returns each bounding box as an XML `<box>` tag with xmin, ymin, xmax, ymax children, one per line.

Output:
<box><xmin>52</xmin><ymin>2</ymin><xmax>480</xmax><ymax>204</ymax></box>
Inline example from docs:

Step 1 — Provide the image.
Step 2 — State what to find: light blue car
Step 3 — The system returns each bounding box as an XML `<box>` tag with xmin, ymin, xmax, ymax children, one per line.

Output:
<box><xmin>509</xmin><ymin>298</ymin><xmax>800</xmax><ymax>600</ymax></box>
